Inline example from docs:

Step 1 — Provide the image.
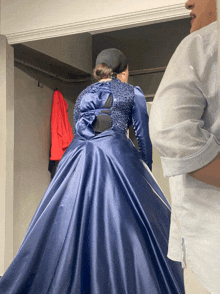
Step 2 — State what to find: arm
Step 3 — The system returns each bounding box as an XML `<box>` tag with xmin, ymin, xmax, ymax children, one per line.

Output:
<box><xmin>189</xmin><ymin>153</ymin><xmax>220</xmax><ymax>187</ymax></box>
<box><xmin>74</xmin><ymin>87</ymin><xmax>88</xmax><ymax>134</ymax></box>
<box><xmin>132</xmin><ymin>87</ymin><xmax>152</xmax><ymax>170</ymax></box>
<box><xmin>149</xmin><ymin>26</ymin><xmax>220</xmax><ymax>183</ymax></box>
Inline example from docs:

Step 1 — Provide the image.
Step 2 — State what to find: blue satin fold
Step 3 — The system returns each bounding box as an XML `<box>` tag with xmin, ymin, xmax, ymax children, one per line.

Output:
<box><xmin>75</xmin><ymin>111</ymin><xmax>96</xmax><ymax>138</ymax></box>
<box><xmin>0</xmin><ymin>129</ymin><xmax>184</xmax><ymax>294</ymax></box>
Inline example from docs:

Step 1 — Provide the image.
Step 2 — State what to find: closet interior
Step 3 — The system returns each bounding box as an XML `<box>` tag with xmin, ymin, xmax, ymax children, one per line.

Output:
<box><xmin>12</xmin><ymin>17</ymin><xmax>190</xmax><ymax>254</ymax></box>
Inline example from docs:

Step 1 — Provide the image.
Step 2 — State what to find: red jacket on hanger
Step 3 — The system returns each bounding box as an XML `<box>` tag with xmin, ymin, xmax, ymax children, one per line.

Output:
<box><xmin>50</xmin><ymin>90</ymin><xmax>73</xmax><ymax>161</ymax></box>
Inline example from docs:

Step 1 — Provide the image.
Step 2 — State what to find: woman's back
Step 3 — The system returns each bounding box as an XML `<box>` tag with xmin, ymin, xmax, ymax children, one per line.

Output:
<box><xmin>74</xmin><ymin>79</ymin><xmax>134</xmax><ymax>138</ymax></box>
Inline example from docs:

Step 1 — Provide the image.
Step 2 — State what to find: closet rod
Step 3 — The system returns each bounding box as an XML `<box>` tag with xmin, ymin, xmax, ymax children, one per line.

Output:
<box><xmin>130</xmin><ymin>67</ymin><xmax>166</xmax><ymax>76</ymax></box>
<box><xmin>14</xmin><ymin>58</ymin><xmax>166</xmax><ymax>83</ymax></box>
<box><xmin>14</xmin><ymin>58</ymin><xmax>89</xmax><ymax>83</ymax></box>
<box><xmin>145</xmin><ymin>94</ymin><xmax>154</xmax><ymax>102</ymax></box>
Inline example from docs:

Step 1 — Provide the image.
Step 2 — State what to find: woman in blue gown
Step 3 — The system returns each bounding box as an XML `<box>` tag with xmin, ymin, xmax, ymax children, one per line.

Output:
<box><xmin>0</xmin><ymin>48</ymin><xmax>184</xmax><ymax>294</ymax></box>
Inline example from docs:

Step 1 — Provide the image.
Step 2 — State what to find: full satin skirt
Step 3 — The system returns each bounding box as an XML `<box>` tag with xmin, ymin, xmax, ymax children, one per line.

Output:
<box><xmin>0</xmin><ymin>129</ymin><xmax>184</xmax><ymax>294</ymax></box>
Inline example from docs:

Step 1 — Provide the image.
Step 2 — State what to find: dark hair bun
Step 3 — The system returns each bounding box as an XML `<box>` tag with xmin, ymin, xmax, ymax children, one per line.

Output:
<box><xmin>93</xmin><ymin>63</ymin><xmax>113</xmax><ymax>81</ymax></box>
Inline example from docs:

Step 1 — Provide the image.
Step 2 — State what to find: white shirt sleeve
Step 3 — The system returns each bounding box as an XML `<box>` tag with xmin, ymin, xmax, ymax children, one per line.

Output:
<box><xmin>149</xmin><ymin>25</ymin><xmax>219</xmax><ymax>177</ymax></box>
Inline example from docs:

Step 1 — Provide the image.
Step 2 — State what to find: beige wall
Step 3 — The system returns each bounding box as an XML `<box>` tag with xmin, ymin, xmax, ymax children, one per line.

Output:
<box><xmin>147</xmin><ymin>103</ymin><xmax>171</xmax><ymax>203</ymax></box>
<box><xmin>14</xmin><ymin>67</ymin><xmax>53</xmax><ymax>254</ymax></box>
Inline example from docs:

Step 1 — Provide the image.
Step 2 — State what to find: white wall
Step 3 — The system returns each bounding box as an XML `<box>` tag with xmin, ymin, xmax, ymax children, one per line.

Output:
<box><xmin>1</xmin><ymin>0</ymin><xmax>186</xmax><ymax>33</ymax></box>
<box><xmin>1</xmin><ymin>0</ymin><xmax>188</xmax><ymax>44</ymax></box>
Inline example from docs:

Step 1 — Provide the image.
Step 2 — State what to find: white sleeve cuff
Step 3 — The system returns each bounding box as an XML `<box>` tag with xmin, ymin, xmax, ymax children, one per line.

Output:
<box><xmin>160</xmin><ymin>135</ymin><xmax>220</xmax><ymax>177</ymax></box>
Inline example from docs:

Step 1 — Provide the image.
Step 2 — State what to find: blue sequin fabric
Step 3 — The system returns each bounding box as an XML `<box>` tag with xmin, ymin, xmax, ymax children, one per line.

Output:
<box><xmin>74</xmin><ymin>78</ymin><xmax>134</xmax><ymax>136</ymax></box>
<box><xmin>111</xmin><ymin>78</ymin><xmax>134</xmax><ymax>132</ymax></box>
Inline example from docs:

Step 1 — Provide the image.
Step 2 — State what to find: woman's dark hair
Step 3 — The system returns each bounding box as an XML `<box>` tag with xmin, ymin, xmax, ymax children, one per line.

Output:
<box><xmin>93</xmin><ymin>63</ymin><xmax>113</xmax><ymax>81</ymax></box>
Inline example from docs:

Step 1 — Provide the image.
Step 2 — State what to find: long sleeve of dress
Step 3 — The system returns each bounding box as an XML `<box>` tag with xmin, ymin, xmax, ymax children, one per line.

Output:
<box><xmin>132</xmin><ymin>86</ymin><xmax>153</xmax><ymax>170</ymax></box>
<box><xmin>149</xmin><ymin>22</ymin><xmax>220</xmax><ymax>177</ymax></box>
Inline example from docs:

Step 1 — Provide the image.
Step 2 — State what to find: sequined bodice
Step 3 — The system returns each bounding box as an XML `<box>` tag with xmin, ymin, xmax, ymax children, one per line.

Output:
<box><xmin>74</xmin><ymin>78</ymin><xmax>135</xmax><ymax>138</ymax></box>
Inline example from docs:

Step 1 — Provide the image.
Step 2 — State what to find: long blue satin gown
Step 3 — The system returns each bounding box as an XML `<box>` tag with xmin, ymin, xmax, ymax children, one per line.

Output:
<box><xmin>0</xmin><ymin>78</ymin><xmax>184</xmax><ymax>294</ymax></box>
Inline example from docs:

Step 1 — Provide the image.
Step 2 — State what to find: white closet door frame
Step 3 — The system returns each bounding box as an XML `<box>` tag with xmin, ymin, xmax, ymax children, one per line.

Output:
<box><xmin>0</xmin><ymin>36</ymin><xmax>14</xmax><ymax>276</ymax></box>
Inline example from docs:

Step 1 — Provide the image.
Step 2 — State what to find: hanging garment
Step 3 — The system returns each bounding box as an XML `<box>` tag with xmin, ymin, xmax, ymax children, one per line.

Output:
<box><xmin>50</xmin><ymin>90</ymin><xmax>73</xmax><ymax>161</ymax></box>
<box><xmin>0</xmin><ymin>79</ymin><xmax>184</xmax><ymax>294</ymax></box>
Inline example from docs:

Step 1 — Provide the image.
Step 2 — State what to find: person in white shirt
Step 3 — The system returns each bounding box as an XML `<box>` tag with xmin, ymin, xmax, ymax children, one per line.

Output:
<box><xmin>149</xmin><ymin>0</ymin><xmax>219</xmax><ymax>293</ymax></box>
